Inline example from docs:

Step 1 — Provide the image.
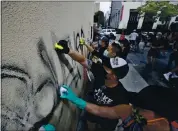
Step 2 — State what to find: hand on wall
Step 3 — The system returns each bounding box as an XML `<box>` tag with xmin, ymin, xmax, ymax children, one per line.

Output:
<box><xmin>79</xmin><ymin>38</ymin><xmax>86</xmax><ymax>45</ymax></box>
<box><xmin>54</xmin><ymin>40</ymin><xmax>70</xmax><ymax>54</ymax></box>
<box><xmin>60</xmin><ymin>85</ymin><xmax>87</xmax><ymax>110</ymax></box>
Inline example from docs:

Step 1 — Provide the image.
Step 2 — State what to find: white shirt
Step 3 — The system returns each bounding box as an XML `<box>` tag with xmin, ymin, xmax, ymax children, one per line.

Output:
<box><xmin>129</xmin><ymin>32</ymin><xmax>138</xmax><ymax>41</ymax></box>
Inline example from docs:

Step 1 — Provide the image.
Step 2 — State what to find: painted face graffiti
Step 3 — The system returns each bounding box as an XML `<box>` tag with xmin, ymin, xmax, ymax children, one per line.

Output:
<box><xmin>1</xmin><ymin>39</ymin><xmax>58</xmax><ymax>130</ymax></box>
<box><xmin>2</xmin><ymin>24</ymin><xmax>92</xmax><ymax>131</ymax></box>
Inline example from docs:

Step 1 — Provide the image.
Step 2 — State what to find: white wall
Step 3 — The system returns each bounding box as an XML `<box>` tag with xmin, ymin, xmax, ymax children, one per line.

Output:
<box><xmin>2</xmin><ymin>1</ymin><xmax>94</xmax><ymax>131</ymax></box>
<box><xmin>110</xmin><ymin>1</ymin><xmax>122</xmax><ymax>28</ymax></box>
<box><xmin>94</xmin><ymin>2</ymin><xmax>100</xmax><ymax>13</ymax></box>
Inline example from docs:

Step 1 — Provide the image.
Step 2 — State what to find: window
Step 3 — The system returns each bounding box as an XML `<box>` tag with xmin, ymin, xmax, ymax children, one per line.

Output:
<box><xmin>112</xmin><ymin>29</ymin><xmax>116</xmax><ymax>32</ymax></box>
<box><xmin>102</xmin><ymin>29</ymin><xmax>106</xmax><ymax>33</ymax></box>
<box><xmin>107</xmin><ymin>30</ymin><xmax>111</xmax><ymax>32</ymax></box>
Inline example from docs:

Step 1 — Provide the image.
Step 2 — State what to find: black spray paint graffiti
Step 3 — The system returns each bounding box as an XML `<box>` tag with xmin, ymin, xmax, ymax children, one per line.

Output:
<box><xmin>1</xmin><ymin>27</ymin><xmax>93</xmax><ymax>131</ymax></box>
<box><xmin>91</xmin><ymin>26</ymin><xmax>93</xmax><ymax>39</ymax></box>
<box><xmin>75</xmin><ymin>28</ymin><xmax>85</xmax><ymax>55</ymax></box>
<box><xmin>1</xmin><ymin>39</ymin><xmax>58</xmax><ymax>131</ymax></box>
<box><xmin>52</xmin><ymin>27</ymin><xmax>93</xmax><ymax>90</ymax></box>
<box><xmin>51</xmin><ymin>30</ymin><xmax>85</xmax><ymax>90</ymax></box>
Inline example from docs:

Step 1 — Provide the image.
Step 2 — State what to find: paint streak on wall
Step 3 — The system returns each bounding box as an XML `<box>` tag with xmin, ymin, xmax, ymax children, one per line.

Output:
<box><xmin>1</xmin><ymin>1</ymin><xmax>94</xmax><ymax>131</ymax></box>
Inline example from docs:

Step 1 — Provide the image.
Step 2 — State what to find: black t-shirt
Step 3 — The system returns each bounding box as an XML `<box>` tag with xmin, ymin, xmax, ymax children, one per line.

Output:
<box><xmin>87</xmin><ymin>82</ymin><xmax>130</xmax><ymax>130</ymax></box>
<box><xmin>92</xmin><ymin>81</ymin><xmax>130</xmax><ymax>106</ymax></box>
<box><xmin>148</xmin><ymin>34</ymin><xmax>155</xmax><ymax>43</ymax></box>
<box><xmin>98</xmin><ymin>47</ymin><xmax>107</xmax><ymax>58</ymax></box>
<box><xmin>90</xmin><ymin>49</ymin><xmax>111</xmax><ymax>86</ymax></box>
<box><xmin>163</xmin><ymin>38</ymin><xmax>169</xmax><ymax>49</ymax></box>
<box><xmin>152</xmin><ymin>38</ymin><xmax>164</xmax><ymax>48</ymax></box>
<box><xmin>175</xmin><ymin>52</ymin><xmax>178</xmax><ymax>66</ymax></box>
<box><xmin>91</xmin><ymin>62</ymin><xmax>106</xmax><ymax>86</ymax></box>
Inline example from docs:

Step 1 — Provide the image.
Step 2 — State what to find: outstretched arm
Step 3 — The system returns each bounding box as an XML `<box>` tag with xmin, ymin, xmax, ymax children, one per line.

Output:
<box><xmin>54</xmin><ymin>40</ymin><xmax>89</xmax><ymax>68</ymax></box>
<box><xmin>86</xmin><ymin>103</ymin><xmax>132</xmax><ymax>120</ymax></box>
<box><xmin>68</xmin><ymin>49</ymin><xmax>85</xmax><ymax>63</ymax></box>
<box><xmin>68</xmin><ymin>49</ymin><xmax>90</xmax><ymax>68</ymax></box>
<box><xmin>79</xmin><ymin>38</ymin><xmax>95</xmax><ymax>53</ymax></box>
<box><xmin>84</xmin><ymin>43</ymin><xmax>95</xmax><ymax>53</ymax></box>
<box><xmin>60</xmin><ymin>85</ymin><xmax>132</xmax><ymax>120</ymax></box>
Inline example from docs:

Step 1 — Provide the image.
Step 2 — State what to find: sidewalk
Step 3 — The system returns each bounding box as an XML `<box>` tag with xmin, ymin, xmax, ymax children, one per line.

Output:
<box><xmin>127</xmin><ymin>47</ymin><xmax>172</xmax><ymax>87</ymax></box>
<box><xmin>120</xmin><ymin>64</ymin><xmax>148</xmax><ymax>92</ymax></box>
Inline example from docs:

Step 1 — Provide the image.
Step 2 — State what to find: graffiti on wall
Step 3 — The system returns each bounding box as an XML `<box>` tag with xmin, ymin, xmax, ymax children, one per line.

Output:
<box><xmin>91</xmin><ymin>26</ymin><xmax>93</xmax><ymax>39</ymax></box>
<box><xmin>1</xmin><ymin>26</ymin><xmax>93</xmax><ymax>131</ymax></box>
<box><xmin>51</xmin><ymin>28</ymin><xmax>87</xmax><ymax>90</ymax></box>
<box><xmin>1</xmin><ymin>39</ymin><xmax>59</xmax><ymax>130</ymax></box>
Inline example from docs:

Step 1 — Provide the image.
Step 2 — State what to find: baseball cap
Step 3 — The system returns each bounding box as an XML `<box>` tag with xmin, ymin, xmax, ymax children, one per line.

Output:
<box><xmin>102</xmin><ymin>56</ymin><xmax>129</xmax><ymax>79</ymax></box>
<box><xmin>109</xmin><ymin>33</ymin><xmax>116</xmax><ymax>40</ymax></box>
<box><xmin>101</xmin><ymin>36</ymin><xmax>109</xmax><ymax>43</ymax></box>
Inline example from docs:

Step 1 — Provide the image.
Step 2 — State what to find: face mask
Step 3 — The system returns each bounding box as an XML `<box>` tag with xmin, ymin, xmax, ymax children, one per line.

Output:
<box><xmin>99</xmin><ymin>40</ymin><xmax>101</xmax><ymax>45</ymax></box>
<box><xmin>103</xmin><ymin>49</ymin><xmax>115</xmax><ymax>58</ymax></box>
<box><xmin>103</xmin><ymin>50</ymin><xmax>109</xmax><ymax>57</ymax></box>
<box><xmin>109</xmin><ymin>40</ymin><xmax>114</xmax><ymax>45</ymax></box>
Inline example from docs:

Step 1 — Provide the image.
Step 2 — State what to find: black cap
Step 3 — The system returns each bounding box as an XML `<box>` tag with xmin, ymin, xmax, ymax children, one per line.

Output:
<box><xmin>109</xmin><ymin>33</ymin><xmax>116</xmax><ymax>40</ymax></box>
<box><xmin>102</xmin><ymin>57</ymin><xmax>129</xmax><ymax>79</ymax></box>
<box><xmin>101</xmin><ymin>36</ymin><xmax>109</xmax><ymax>43</ymax></box>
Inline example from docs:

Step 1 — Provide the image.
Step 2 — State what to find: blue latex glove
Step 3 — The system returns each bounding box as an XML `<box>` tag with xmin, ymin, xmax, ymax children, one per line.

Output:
<box><xmin>39</xmin><ymin>124</ymin><xmax>55</xmax><ymax>131</ymax></box>
<box><xmin>59</xmin><ymin>85</ymin><xmax>87</xmax><ymax>109</ymax></box>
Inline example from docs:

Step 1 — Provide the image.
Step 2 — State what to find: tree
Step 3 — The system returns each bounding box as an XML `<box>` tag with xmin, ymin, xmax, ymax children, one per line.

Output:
<box><xmin>94</xmin><ymin>11</ymin><xmax>105</xmax><ymax>27</ymax></box>
<box><xmin>137</xmin><ymin>1</ymin><xmax>178</xmax><ymax>22</ymax></box>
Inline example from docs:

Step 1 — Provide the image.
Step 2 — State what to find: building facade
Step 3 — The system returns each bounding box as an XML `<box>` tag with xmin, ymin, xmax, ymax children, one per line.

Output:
<box><xmin>94</xmin><ymin>1</ymin><xmax>100</xmax><ymax>13</ymax></box>
<box><xmin>110</xmin><ymin>1</ymin><xmax>122</xmax><ymax>28</ymax></box>
<box><xmin>127</xmin><ymin>9</ymin><xmax>139</xmax><ymax>31</ymax></box>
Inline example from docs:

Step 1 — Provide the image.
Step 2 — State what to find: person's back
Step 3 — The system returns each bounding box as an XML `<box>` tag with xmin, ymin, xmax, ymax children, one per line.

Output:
<box><xmin>153</xmin><ymin>37</ymin><xmax>165</xmax><ymax>50</ymax></box>
<box><xmin>120</xmin><ymin>39</ymin><xmax>130</xmax><ymax>60</ymax></box>
<box><xmin>130</xmin><ymin>32</ymin><xmax>138</xmax><ymax>41</ymax></box>
<box><xmin>120</xmin><ymin>32</ymin><xmax>125</xmax><ymax>41</ymax></box>
<box><xmin>130</xmin><ymin>85</ymin><xmax>178</xmax><ymax>121</ymax></box>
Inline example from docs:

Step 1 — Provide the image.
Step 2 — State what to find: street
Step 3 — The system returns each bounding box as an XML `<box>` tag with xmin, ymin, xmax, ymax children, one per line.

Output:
<box><xmin>115</xmin><ymin>34</ymin><xmax>171</xmax><ymax>90</ymax></box>
<box><xmin>125</xmin><ymin>46</ymin><xmax>171</xmax><ymax>90</ymax></box>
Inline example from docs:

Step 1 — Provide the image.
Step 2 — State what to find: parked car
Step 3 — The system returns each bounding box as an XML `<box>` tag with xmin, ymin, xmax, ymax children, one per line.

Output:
<box><xmin>100</xmin><ymin>29</ymin><xmax>117</xmax><ymax>37</ymax></box>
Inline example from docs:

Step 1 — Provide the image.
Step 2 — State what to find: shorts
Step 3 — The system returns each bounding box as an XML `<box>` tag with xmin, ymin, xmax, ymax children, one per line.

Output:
<box><xmin>147</xmin><ymin>48</ymin><xmax>159</xmax><ymax>58</ymax></box>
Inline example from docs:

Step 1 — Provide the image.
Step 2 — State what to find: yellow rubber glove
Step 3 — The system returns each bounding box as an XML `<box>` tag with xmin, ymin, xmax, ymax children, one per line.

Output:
<box><xmin>54</xmin><ymin>40</ymin><xmax>70</xmax><ymax>54</ymax></box>
<box><xmin>79</xmin><ymin>38</ymin><xmax>85</xmax><ymax>45</ymax></box>
<box><xmin>55</xmin><ymin>43</ymin><xmax>64</xmax><ymax>50</ymax></box>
